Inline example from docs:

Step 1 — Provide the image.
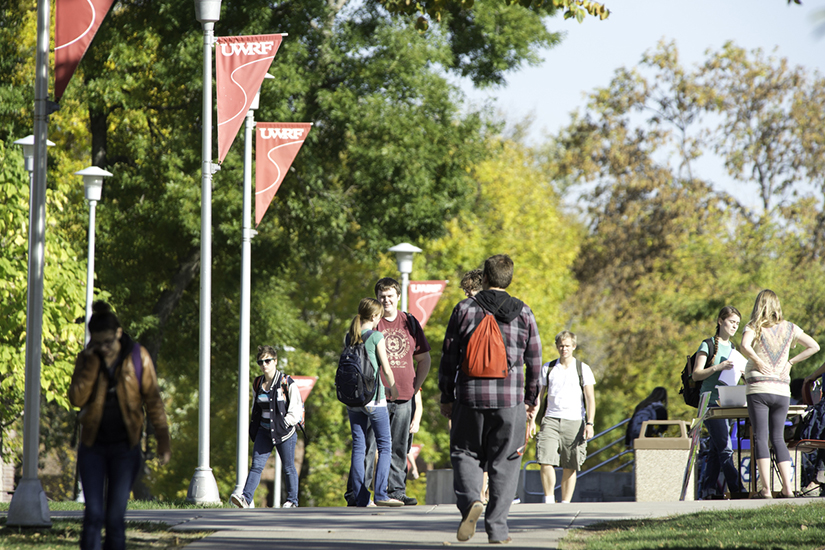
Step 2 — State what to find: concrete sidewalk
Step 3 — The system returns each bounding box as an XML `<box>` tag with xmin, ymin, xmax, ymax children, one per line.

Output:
<box><xmin>46</xmin><ymin>497</ymin><xmax>820</xmax><ymax>549</ymax></box>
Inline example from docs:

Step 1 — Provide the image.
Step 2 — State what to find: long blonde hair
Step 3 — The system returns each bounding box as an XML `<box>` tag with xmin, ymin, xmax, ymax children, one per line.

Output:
<box><xmin>746</xmin><ymin>289</ymin><xmax>783</xmax><ymax>341</ymax></box>
<box><xmin>348</xmin><ymin>298</ymin><xmax>384</xmax><ymax>345</ymax></box>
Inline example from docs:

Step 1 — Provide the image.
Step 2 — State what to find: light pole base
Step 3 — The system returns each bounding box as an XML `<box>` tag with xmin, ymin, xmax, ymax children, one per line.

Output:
<box><xmin>6</xmin><ymin>478</ymin><xmax>51</xmax><ymax>527</ymax></box>
<box><xmin>186</xmin><ymin>467</ymin><xmax>221</xmax><ymax>504</ymax></box>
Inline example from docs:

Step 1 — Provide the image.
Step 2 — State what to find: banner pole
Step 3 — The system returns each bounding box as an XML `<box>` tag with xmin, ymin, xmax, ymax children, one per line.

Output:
<box><xmin>7</xmin><ymin>0</ymin><xmax>53</xmax><ymax>528</ymax></box>
<box><xmin>233</xmin><ymin>107</ymin><xmax>256</xmax><ymax>499</ymax></box>
<box><xmin>188</xmin><ymin>0</ymin><xmax>221</xmax><ymax>504</ymax></box>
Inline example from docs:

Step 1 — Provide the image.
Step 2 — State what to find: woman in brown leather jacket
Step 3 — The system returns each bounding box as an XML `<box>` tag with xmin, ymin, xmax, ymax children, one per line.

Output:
<box><xmin>69</xmin><ymin>301</ymin><xmax>170</xmax><ymax>550</ymax></box>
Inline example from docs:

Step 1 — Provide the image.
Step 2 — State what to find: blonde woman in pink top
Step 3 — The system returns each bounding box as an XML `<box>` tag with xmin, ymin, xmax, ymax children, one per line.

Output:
<box><xmin>740</xmin><ymin>290</ymin><xmax>820</xmax><ymax>498</ymax></box>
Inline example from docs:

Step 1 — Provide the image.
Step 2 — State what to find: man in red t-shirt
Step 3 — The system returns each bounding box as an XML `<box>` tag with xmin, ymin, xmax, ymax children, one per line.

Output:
<box><xmin>345</xmin><ymin>277</ymin><xmax>431</xmax><ymax>506</ymax></box>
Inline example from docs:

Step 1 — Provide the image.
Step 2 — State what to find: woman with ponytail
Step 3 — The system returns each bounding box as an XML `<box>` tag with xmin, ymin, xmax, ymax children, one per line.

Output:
<box><xmin>691</xmin><ymin>305</ymin><xmax>745</xmax><ymax>498</ymax></box>
<box><xmin>741</xmin><ymin>290</ymin><xmax>820</xmax><ymax>498</ymax></box>
<box><xmin>69</xmin><ymin>301</ymin><xmax>170</xmax><ymax>550</ymax></box>
<box><xmin>346</xmin><ymin>298</ymin><xmax>402</xmax><ymax>507</ymax></box>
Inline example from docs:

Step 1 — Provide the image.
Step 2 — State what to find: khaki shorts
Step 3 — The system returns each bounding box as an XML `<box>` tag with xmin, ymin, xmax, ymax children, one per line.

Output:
<box><xmin>536</xmin><ymin>416</ymin><xmax>587</xmax><ymax>470</ymax></box>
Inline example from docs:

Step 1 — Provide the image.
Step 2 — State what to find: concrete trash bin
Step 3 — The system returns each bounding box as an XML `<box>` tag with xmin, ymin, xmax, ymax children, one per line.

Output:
<box><xmin>634</xmin><ymin>420</ymin><xmax>694</xmax><ymax>502</ymax></box>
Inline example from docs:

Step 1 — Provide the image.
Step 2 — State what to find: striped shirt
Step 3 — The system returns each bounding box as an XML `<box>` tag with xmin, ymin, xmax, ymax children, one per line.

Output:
<box><xmin>439</xmin><ymin>292</ymin><xmax>542</xmax><ymax>409</ymax></box>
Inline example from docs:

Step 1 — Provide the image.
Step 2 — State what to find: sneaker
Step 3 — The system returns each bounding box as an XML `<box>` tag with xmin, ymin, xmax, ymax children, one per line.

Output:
<box><xmin>282</xmin><ymin>501</ymin><xmax>298</xmax><ymax>508</ymax></box>
<box><xmin>367</xmin><ymin>500</ymin><xmax>377</xmax><ymax>507</ymax></box>
<box><xmin>457</xmin><ymin>500</ymin><xmax>483</xmax><ymax>542</ymax></box>
<box><xmin>374</xmin><ymin>498</ymin><xmax>404</xmax><ymax>507</ymax></box>
<box><xmin>543</xmin><ymin>496</ymin><xmax>555</xmax><ymax>504</ymax></box>
<box><xmin>395</xmin><ymin>494</ymin><xmax>417</xmax><ymax>506</ymax></box>
<box><xmin>230</xmin><ymin>494</ymin><xmax>249</xmax><ymax>509</ymax></box>
<box><xmin>489</xmin><ymin>536</ymin><xmax>512</xmax><ymax>544</ymax></box>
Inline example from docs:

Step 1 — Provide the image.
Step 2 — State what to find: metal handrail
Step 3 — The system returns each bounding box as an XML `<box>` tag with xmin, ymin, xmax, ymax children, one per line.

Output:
<box><xmin>611</xmin><ymin>459</ymin><xmax>634</xmax><ymax>473</ymax></box>
<box><xmin>521</xmin><ymin>416</ymin><xmax>634</xmax><ymax>496</ymax></box>
<box><xmin>585</xmin><ymin>435</ymin><xmax>625</xmax><ymax>461</ymax></box>
<box><xmin>578</xmin><ymin>449</ymin><xmax>634</xmax><ymax>477</ymax></box>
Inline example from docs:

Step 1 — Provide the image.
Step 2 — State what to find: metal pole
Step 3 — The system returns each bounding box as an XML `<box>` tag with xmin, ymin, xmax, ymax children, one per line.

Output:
<box><xmin>7</xmin><ymin>0</ymin><xmax>52</xmax><ymax>527</ymax></box>
<box><xmin>187</xmin><ymin>14</ymin><xmax>220</xmax><ymax>504</ymax></box>
<box><xmin>274</xmin><ymin>449</ymin><xmax>282</xmax><ymax>508</ymax></box>
<box><xmin>400</xmin><ymin>272</ymin><xmax>409</xmax><ymax>313</ymax></box>
<box><xmin>233</xmin><ymin>108</ymin><xmax>256</xmax><ymax>497</ymax></box>
<box><xmin>84</xmin><ymin>199</ymin><xmax>97</xmax><ymax>345</ymax></box>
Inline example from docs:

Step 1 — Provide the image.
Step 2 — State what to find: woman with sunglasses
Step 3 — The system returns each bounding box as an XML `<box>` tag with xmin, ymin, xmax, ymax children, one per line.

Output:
<box><xmin>232</xmin><ymin>345</ymin><xmax>304</xmax><ymax>508</ymax></box>
<box><xmin>69</xmin><ymin>301</ymin><xmax>170</xmax><ymax>550</ymax></box>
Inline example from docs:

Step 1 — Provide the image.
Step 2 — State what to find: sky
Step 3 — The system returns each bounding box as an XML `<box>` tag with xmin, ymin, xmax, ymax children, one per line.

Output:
<box><xmin>460</xmin><ymin>0</ymin><xmax>825</xmax><ymax>145</ymax></box>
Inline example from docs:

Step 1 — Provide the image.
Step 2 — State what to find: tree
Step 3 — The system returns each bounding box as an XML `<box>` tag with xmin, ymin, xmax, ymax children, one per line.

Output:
<box><xmin>0</xmin><ymin>139</ymin><xmax>87</xmax><ymax>456</ymax></box>
<box><xmin>551</xmin><ymin>41</ymin><xmax>825</xmax><ymax>443</ymax></box>
<box><xmin>8</xmin><ymin>0</ymin><xmax>573</xmax><ymax>502</ymax></box>
<box><xmin>401</xmin><ymin>138</ymin><xmax>581</xmax><ymax>471</ymax></box>
<box><xmin>381</xmin><ymin>0</ymin><xmax>609</xmax><ymax>31</ymax></box>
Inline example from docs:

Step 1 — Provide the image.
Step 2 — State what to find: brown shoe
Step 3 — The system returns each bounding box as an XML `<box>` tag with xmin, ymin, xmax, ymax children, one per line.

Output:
<box><xmin>457</xmin><ymin>500</ymin><xmax>484</xmax><ymax>542</ymax></box>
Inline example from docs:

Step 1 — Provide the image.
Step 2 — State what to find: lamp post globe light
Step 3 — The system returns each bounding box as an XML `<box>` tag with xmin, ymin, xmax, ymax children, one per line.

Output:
<box><xmin>188</xmin><ymin>0</ymin><xmax>222</xmax><ymax>504</ymax></box>
<box><xmin>388</xmin><ymin>243</ymin><xmax>422</xmax><ymax>314</ymax></box>
<box><xmin>7</xmin><ymin>131</ymin><xmax>55</xmax><ymax>527</ymax></box>
<box><xmin>75</xmin><ymin>166</ymin><xmax>112</xmax><ymax>345</ymax></box>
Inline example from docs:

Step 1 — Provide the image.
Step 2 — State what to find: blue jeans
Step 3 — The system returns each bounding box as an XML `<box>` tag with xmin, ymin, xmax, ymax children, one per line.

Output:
<box><xmin>351</xmin><ymin>399</ymin><xmax>412</xmax><ymax>500</ymax></box>
<box><xmin>701</xmin><ymin>415</ymin><xmax>744</xmax><ymax>495</ymax></box>
<box><xmin>242</xmin><ymin>429</ymin><xmax>298</xmax><ymax>505</ymax></box>
<box><xmin>348</xmin><ymin>404</ymin><xmax>392</xmax><ymax>506</ymax></box>
<box><xmin>77</xmin><ymin>441</ymin><xmax>142</xmax><ymax>550</ymax></box>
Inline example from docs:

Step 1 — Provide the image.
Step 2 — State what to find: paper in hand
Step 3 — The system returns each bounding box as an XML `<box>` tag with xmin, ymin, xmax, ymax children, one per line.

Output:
<box><xmin>717</xmin><ymin>349</ymin><xmax>747</xmax><ymax>387</ymax></box>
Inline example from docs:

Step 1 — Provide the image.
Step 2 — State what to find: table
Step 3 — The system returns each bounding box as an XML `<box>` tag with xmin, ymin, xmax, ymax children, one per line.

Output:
<box><xmin>704</xmin><ymin>405</ymin><xmax>807</xmax><ymax>496</ymax></box>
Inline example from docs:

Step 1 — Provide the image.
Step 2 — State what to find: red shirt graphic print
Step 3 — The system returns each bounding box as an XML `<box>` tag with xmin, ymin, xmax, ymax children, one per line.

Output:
<box><xmin>377</xmin><ymin>313</ymin><xmax>430</xmax><ymax>401</ymax></box>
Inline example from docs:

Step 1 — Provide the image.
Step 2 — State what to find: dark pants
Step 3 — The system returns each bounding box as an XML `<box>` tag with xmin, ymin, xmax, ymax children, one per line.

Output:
<box><xmin>242</xmin><ymin>430</ymin><xmax>299</xmax><ymax>505</ymax></box>
<box><xmin>345</xmin><ymin>399</ymin><xmax>412</xmax><ymax>503</ymax></box>
<box><xmin>450</xmin><ymin>402</ymin><xmax>525</xmax><ymax>542</ymax></box>
<box><xmin>77</xmin><ymin>441</ymin><xmax>142</xmax><ymax>550</ymax></box>
<box><xmin>701</xmin><ymin>414</ymin><xmax>744</xmax><ymax>495</ymax></box>
<box><xmin>748</xmin><ymin>393</ymin><xmax>791</xmax><ymax>462</ymax></box>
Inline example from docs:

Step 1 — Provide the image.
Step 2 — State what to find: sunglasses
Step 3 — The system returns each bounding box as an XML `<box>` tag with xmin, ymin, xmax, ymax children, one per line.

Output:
<box><xmin>256</xmin><ymin>358</ymin><xmax>275</xmax><ymax>366</ymax></box>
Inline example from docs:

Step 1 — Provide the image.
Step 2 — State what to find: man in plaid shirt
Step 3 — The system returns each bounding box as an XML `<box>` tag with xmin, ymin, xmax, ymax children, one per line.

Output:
<box><xmin>439</xmin><ymin>254</ymin><xmax>542</xmax><ymax>544</ymax></box>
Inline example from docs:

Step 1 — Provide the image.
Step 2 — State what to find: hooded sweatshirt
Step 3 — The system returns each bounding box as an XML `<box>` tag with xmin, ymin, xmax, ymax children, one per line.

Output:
<box><xmin>439</xmin><ymin>289</ymin><xmax>542</xmax><ymax>409</ymax></box>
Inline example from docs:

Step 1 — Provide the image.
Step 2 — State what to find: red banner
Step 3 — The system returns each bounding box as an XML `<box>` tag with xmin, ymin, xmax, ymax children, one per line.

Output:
<box><xmin>255</xmin><ymin>122</ymin><xmax>311</xmax><ymax>226</ymax></box>
<box><xmin>54</xmin><ymin>0</ymin><xmax>115</xmax><ymax>100</ymax></box>
<box><xmin>216</xmin><ymin>34</ymin><xmax>283</xmax><ymax>163</ymax></box>
<box><xmin>290</xmin><ymin>376</ymin><xmax>318</xmax><ymax>402</ymax></box>
<box><xmin>408</xmin><ymin>281</ymin><xmax>448</xmax><ymax>328</ymax></box>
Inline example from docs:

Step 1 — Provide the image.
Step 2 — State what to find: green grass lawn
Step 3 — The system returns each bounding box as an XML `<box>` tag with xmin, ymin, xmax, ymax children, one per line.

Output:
<box><xmin>560</xmin><ymin>502</ymin><xmax>825</xmax><ymax>550</ymax></box>
<box><xmin>0</xmin><ymin>501</ymin><xmax>214</xmax><ymax>549</ymax></box>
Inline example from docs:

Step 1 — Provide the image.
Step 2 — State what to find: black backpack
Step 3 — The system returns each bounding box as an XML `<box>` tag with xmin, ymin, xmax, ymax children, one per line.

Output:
<box><xmin>335</xmin><ymin>331</ymin><xmax>379</xmax><ymax>407</ymax></box>
<box><xmin>680</xmin><ymin>337</ymin><xmax>715</xmax><ymax>408</ymax></box>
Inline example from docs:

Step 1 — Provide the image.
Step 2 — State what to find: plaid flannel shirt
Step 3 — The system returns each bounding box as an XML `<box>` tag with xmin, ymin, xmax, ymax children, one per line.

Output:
<box><xmin>439</xmin><ymin>294</ymin><xmax>542</xmax><ymax>409</ymax></box>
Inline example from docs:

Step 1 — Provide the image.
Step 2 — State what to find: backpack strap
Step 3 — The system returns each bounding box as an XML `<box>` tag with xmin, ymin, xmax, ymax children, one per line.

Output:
<box><xmin>705</xmin><ymin>337</ymin><xmax>717</xmax><ymax>366</ymax></box>
<box><xmin>131</xmin><ymin>342</ymin><xmax>143</xmax><ymax>392</ymax></box>
<box><xmin>576</xmin><ymin>358</ymin><xmax>584</xmax><ymax>389</ymax></box>
<box><xmin>547</xmin><ymin>358</ymin><xmax>587</xmax><ymax>415</ymax></box>
<box><xmin>405</xmin><ymin>312</ymin><xmax>419</xmax><ymax>340</ymax></box>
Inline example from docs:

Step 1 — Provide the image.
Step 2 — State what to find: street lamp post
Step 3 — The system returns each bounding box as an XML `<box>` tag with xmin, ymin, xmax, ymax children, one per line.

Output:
<box><xmin>75</xmin><ymin>167</ymin><xmax>113</xmax><ymax>345</ymax></box>
<box><xmin>188</xmin><ymin>0</ymin><xmax>222</xmax><ymax>504</ymax></box>
<box><xmin>7</xmin><ymin>133</ymin><xmax>54</xmax><ymax>527</ymax></box>
<box><xmin>388</xmin><ymin>243</ymin><xmax>422</xmax><ymax>313</ymax></box>
<box><xmin>233</xmin><ymin>74</ymin><xmax>274</xmax><ymax>500</ymax></box>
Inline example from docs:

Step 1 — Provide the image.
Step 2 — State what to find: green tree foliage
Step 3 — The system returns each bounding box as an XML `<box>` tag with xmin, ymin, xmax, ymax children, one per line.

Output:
<box><xmin>381</xmin><ymin>0</ymin><xmax>609</xmax><ymax>31</ymax></box>
<box><xmin>409</xmin><ymin>138</ymin><xmax>581</xmax><ymax>469</ymax></box>
<box><xmin>552</xmin><ymin>41</ymin><xmax>825</xmax><ymax>444</ymax></box>
<box><xmin>0</xmin><ymin>0</ymin><xmax>569</xmax><ymax>503</ymax></box>
<box><xmin>0</xmin><ymin>139</ymin><xmax>87</xmax><ymax>454</ymax></box>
